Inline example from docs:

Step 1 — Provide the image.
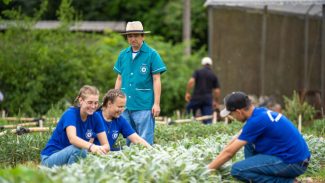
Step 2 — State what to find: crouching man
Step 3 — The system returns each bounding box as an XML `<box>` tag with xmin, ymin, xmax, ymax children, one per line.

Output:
<box><xmin>207</xmin><ymin>91</ymin><xmax>310</xmax><ymax>183</ymax></box>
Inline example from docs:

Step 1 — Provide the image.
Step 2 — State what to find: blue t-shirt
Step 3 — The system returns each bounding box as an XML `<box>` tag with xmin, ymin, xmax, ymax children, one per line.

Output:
<box><xmin>238</xmin><ymin>107</ymin><xmax>310</xmax><ymax>163</ymax></box>
<box><xmin>113</xmin><ymin>41</ymin><xmax>167</xmax><ymax>110</ymax></box>
<box><xmin>41</xmin><ymin>107</ymin><xmax>105</xmax><ymax>156</ymax></box>
<box><xmin>94</xmin><ymin>111</ymin><xmax>135</xmax><ymax>150</ymax></box>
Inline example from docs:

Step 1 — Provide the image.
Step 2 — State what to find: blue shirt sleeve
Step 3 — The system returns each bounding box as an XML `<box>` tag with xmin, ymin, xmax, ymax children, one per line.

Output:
<box><xmin>151</xmin><ymin>51</ymin><xmax>167</xmax><ymax>74</ymax></box>
<box><xmin>61</xmin><ymin>108</ymin><xmax>77</xmax><ymax>130</ymax></box>
<box><xmin>119</xmin><ymin>116</ymin><xmax>135</xmax><ymax>138</ymax></box>
<box><xmin>93</xmin><ymin>113</ymin><xmax>106</xmax><ymax>134</ymax></box>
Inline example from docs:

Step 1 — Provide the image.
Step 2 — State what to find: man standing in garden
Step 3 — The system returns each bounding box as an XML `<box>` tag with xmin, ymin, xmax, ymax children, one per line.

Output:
<box><xmin>185</xmin><ymin>57</ymin><xmax>221</xmax><ymax>124</ymax></box>
<box><xmin>113</xmin><ymin>21</ymin><xmax>167</xmax><ymax>145</ymax></box>
<box><xmin>207</xmin><ymin>91</ymin><xmax>311</xmax><ymax>182</ymax></box>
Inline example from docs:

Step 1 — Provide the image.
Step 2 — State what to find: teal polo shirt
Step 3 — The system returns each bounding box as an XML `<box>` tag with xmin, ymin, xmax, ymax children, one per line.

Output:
<box><xmin>113</xmin><ymin>41</ymin><xmax>167</xmax><ymax>110</ymax></box>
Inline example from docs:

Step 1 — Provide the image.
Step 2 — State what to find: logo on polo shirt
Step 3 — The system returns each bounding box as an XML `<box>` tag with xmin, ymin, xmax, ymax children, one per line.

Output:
<box><xmin>140</xmin><ymin>65</ymin><xmax>148</xmax><ymax>74</ymax></box>
<box><xmin>112</xmin><ymin>131</ymin><xmax>119</xmax><ymax>140</ymax></box>
<box><xmin>85</xmin><ymin>129</ymin><xmax>93</xmax><ymax>139</ymax></box>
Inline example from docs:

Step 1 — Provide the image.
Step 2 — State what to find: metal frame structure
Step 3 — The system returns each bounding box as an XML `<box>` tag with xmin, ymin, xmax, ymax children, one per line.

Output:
<box><xmin>205</xmin><ymin>0</ymin><xmax>325</xmax><ymax>108</ymax></box>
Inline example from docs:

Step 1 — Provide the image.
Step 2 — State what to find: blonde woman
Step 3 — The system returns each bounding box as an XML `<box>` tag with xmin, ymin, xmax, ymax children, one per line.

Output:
<box><xmin>41</xmin><ymin>85</ymin><xmax>109</xmax><ymax>167</ymax></box>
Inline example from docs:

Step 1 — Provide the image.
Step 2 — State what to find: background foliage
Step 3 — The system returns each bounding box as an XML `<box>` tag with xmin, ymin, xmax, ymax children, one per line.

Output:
<box><xmin>0</xmin><ymin>0</ymin><xmax>206</xmax><ymax>116</ymax></box>
<box><xmin>0</xmin><ymin>0</ymin><xmax>208</xmax><ymax>49</ymax></box>
<box><xmin>0</xmin><ymin>29</ymin><xmax>118</xmax><ymax>115</ymax></box>
<box><xmin>0</xmin><ymin>27</ymin><xmax>204</xmax><ymax>116</ymax></box>
<box><xmin>283</xmin><ymin>91</ymin><xmax>316</xmax><ymax>124</ymax></box>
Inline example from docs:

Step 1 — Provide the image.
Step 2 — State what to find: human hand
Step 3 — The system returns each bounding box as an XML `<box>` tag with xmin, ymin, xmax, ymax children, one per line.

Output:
<box><xmin>207</xmin><ymin>163</ymin><xmax>215</xmax><ymax>170</ymax></box>
<box><xmin>90</xmin><ymin>144</ymin><xmax>107</xmax><ymax>155</ymax></box>
<box><xmin>102</xmin><ymin>144</ymin><xmax>110</xmax><ymax>153</ymax></box>
<box><xmin>185</xmin><ymin>93</ymin><xmax>191</xmax><ymax>102</ymax></box>
<box><xmin>152</xmin><ymin>104</ymin><xmax>160</xmax><ymax>117</ymax></box>
<box><xmin>213</xmin><ymin>101</ymin><xmax>219</xmax><ymax>110</ymax></box>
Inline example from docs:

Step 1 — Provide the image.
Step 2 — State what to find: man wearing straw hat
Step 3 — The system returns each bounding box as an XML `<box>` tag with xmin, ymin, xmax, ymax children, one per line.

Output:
<box><xmin>113</xmin><ymin>21</ymin><xmax>167</xmax><ymax>145</ymax></box>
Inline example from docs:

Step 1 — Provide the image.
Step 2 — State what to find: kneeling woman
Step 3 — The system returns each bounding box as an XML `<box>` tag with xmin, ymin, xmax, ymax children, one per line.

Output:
<box><xmin>94</xmin><ymin>89</ymin><xmax>150</xmax><ymax>150</ymax></box>
<box><xmin>41</xmin><ymin>85</ymin><xmax>109</xmax><ymax>167</ymax></box>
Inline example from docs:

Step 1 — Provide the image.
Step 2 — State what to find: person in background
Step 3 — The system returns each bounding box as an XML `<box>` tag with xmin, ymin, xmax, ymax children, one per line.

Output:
<box><xmin>258</xmin><ymin>95</ymin><xmax>282</xmax><ymax>113</ymax></box>
<box><xmin>268</xmin><ymin>103</ymin><xmax>282</xmax><ymax>113</ymax></box>
<box><xmin>114</xmin><ymin>21</ymin><xmax>167</xmax><ymax>145</ymax></box>
<box><xmin>185</xmin><ymin>57</ymin><xmax>221</xmax><ymax>124</ymax></box>
<box><xmin>93</xmin><ymin>89</ymin><xmax>151</xmax><ymax>150</ymax></box>
<box><xmin>207</xmin><ymin>91</ymin><xmax>310</xmax><ymax>183</ymax></box>
<box><xmin>41</xmin><ymin>85</ymin><xmax>109</xmax><ymax>167</ymax></box>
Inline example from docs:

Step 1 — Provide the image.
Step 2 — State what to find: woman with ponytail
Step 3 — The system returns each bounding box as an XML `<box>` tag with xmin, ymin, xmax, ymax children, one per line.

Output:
<box><xmin>93</xmin><ymin>89</ymin><xmax>150</xmax><ymax>150</ymax></box>
<box><xmin>41</xmin><ymin>85</ymin><xmax>109</xmax><ymax>167</ymax></box>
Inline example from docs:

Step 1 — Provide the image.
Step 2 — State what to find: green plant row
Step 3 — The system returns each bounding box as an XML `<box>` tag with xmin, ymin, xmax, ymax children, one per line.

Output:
<box><xmin>41</xmin><ymin>135</ymin><xmax>238</xmax><ymax>183</ymax></box>
<box><xmin>0</xmin><ymin>122</ymin><xmax>241</xmax><ymax>168</ymax></box>
<box><xmin>1</xmin><ymin>121</ymin><xmax>324</xmax><ymax>168</ymax></box>
<box><xmin>1</xmin><ymin>131</ymin><xmax>324</xmax><ymax>183</ymax></box>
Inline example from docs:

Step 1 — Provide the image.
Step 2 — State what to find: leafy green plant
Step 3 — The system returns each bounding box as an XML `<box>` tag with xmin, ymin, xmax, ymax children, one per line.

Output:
<box><xmin>0</xmin><ymin>165</ymin><xmax>53</xmax><ymax>183</ymax></box>
<box><xmin>38</xmin><ymin>134</ymin><xmax>325</xmax><ymax>182</ymax></box>
<box><xmin>283</xmin><ymin>91</ymin><xmax>316</xmax><ymax>124</ymax></box>
<box><xmin>1</xmin><ymin>0</ymin><xmax>11</xmax><ymax>5</ymax></box>
<box><xmin>305</xmin><ymin>119</ymin><xmax>325</xmax><ymax>137</ymax></box>
<box><xmin>0</xmin><ymin>132</ymin><xmax>50</xmax><ymax>167</ymax></box>
<box><xmin>0</xmin><ymin>122</ymin><xmax>241</xmax><ymax>167</ymax></box>
<box><xmin>303</xmin><ymin>135</ymin><xmax>325</xmax><ymax>176</ymax></box>
<box><xmin>40</xmin><ymin>135</ymin><xmax>238</xmax><ymax>183</ymax></box>
<box><xmin>56</xmin><ymin>0</ymin><xmax>76</xmax><ymax>25</ymax></box>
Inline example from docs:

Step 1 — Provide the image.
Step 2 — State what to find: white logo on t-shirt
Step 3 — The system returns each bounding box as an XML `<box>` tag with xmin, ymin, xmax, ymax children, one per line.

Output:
<box><xmin>85</xmin><ymin>129</ymin><xmax>93</xmax><ymax>139</ymax></box>
<box><xmin>140</xmin><ymin>65</ymin><xmax>147</xmax><ymax>74</ymax></box>
<box><xmin>112</xmin><ymin>131</ymin><xmax>119</xmax><ymax>140</ymax></box>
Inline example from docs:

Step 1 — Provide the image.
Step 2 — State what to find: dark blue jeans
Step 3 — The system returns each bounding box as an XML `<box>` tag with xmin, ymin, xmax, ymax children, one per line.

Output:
<box><xmin>186</xmin><ymin>99</ymin><xmax>213</xmax><ymax>124</ymax></box>
<box><xmin>231</xmin><ymin>144</ymin><xmax>308</xmax><ymax>183</ymax></box>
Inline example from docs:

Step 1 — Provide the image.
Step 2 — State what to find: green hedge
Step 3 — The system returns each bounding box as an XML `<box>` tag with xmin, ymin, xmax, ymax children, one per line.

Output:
<box><xmin>0</xmin><ymin>27</ymin><xmax>205</xmax><ymax>116</ymax></box>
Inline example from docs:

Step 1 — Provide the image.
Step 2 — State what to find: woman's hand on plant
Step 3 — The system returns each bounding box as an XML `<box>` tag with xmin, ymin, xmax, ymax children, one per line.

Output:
<box><xmin>90</xmin><ymin>144</ymin><xmax>107</xmax><ymax>155</ymax></box>
<box><xmin>102</xmin><ymin>144</ymin><xmax>110</xmax><ymax>153</ymax></box>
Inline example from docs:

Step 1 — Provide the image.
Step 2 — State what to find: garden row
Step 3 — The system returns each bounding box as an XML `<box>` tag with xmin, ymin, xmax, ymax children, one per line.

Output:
<box><xmin>0</xmin><ymin>122</ymin><xmax>324</xmax><ymax>182</ymax></box>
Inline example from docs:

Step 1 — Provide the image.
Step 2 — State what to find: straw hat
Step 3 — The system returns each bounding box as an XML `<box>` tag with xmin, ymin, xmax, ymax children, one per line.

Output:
<box><xmin>122</xmin><ymin>21</ymin><xmax>151</xmax><ymax>35</ymax></box>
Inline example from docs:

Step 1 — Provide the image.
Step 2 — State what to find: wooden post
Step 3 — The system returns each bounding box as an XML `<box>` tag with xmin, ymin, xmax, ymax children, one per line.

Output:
<box><xmin>183</xmin><ymin>0</ymin><xmax>191</xmax><ymax>56</ymax></box>
<box><xmin>176</xmin><ymin>110</ymin><xmax>181</xmax><ymax>119</ymax></box>
<box><xmin>303</xmin><ymin>5</ymin><xmax>314</xmax><ymax>91</ymax></box>
<box><xmin>321</xmin><ymin>5</ymin><xmax>325</xmax><ymax>111</ymax></box>
<box><xmin>212</xmin><ymin>111</ymin><xmax>217</xmax><ymax>124</ymax></box>
<box><xmin>39</xmin><ymin>119</ymin><xmax>44</xmax><ymax>127</ymax></box>
<box><xmin>164</xmin><ymin>117</ymin><xmax>168</xmax><ymax>125</ymax></box>
<box><xmin>260</xmin><ymin>6</ymin><xmax>268</xmax><ymax>96</ymax></box>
